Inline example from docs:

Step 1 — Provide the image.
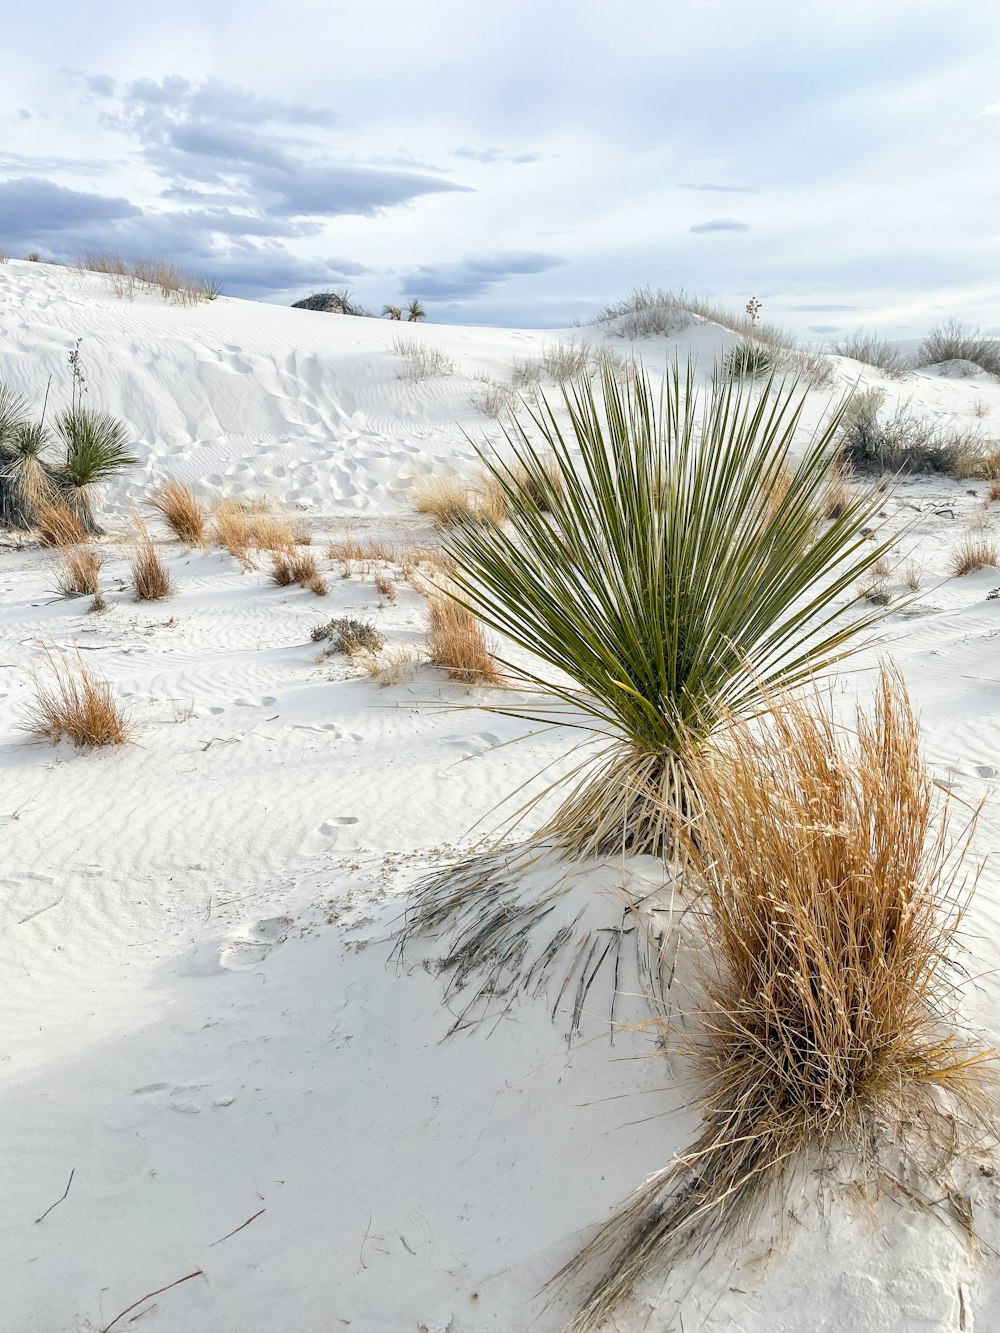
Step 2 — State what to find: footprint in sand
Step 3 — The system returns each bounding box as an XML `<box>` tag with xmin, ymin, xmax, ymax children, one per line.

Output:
<box><xmin>977</xmin><ymin>764</ymin><xmax>999</xmax><ymax>778</ymax></box>
<box><xmin>218</xmin><ymin>915</ymin><xmax>293</xmax><ymax>971</ymax></box>
<box><xmin>320</xmin><ymin>817</ymin><xmax>359</xmax><ymax>836</ymax></box>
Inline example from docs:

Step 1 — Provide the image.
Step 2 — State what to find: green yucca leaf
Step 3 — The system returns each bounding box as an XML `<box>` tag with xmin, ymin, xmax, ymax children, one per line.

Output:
<box><xmin>441</xmin><ymin>357</ymin><xmax>895</xmax><ymax>781</ymax></box>
<box><xmin>0</xmin><ymin>383</ymin><xmax>31</xmax><ymax>455</ymax></box>
<box><xmin>56</xmin><ymin>407</ymin><xmax>137</xmax><ymax>487</ymax></box>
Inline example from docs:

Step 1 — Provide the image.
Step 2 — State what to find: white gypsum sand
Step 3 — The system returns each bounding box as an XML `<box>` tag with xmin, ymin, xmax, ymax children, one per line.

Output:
<box><xmin>1</xmin><ymin>258</ymin><xmax>1000</xmax><ymax>1332</ymax></box>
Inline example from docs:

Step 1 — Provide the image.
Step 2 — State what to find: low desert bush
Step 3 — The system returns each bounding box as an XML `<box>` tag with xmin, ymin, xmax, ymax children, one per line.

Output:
<box><xmin>373</xmin><ymin>571</ymin><xmax>396</xmax><ymax>601</ymax></box>
<box><xmin>840</xmin><ymin>390</ymin><xmax>985</xmax><ymax>475</ymax></box>
<box><xmin>147</xmin><ymin>480</ymin><xmax>205</xmax><ymax>545</ymax></box>
<box><xmin>56</xmin><ymin>547</ymin><xmax>103</xmax><ymax>597</ymax></box>
<box><xmin>593</xmin><ymin>285</ymin><xmax>693</xmax><ymax>339</ymax></box>
<box><xmin>952</xmin><ymin>535</ymin><xmax>999</xmax><ymax>575</ymax></box>
<box><xmin>393</xmin><ymin>337</ymin><xmax>454</xmax><ymax>381</ymax></box>
<box><xmin>472</xmin><ymin>375</ymin><xmax>509</xmax><ymax>418</ymax></box>
<box><xmin>832</xmin><ymin>330</ymin><xmax>911</xmax><ymax>378</ymax></box>
<box><xmin>508</xmin><ymin>356</ymin><xmax>542</xmax><ymax>393</ymax></box>
<box><xmin>493</xmin><ymin>453</ymin><xmax>565</xmax><ymax>514</ymax></box>
<box><xmin>427</xmin><ymin>590</ymin><xmax>500</xmax><ymax>685</ymax></box>
<box><xmin>410</xmin><ymin>475</ymin><xmax>480</xmax><ymax>526</ymax></box>
<box><xmin>541</xmin><ymin>341</ymin><xmax>592</xmax><ymax>382</ymax></box>
<box><xmin>559</xmin><ymin>672</ymin><xmax>990</xmax><ymax>1332</ymax></box>
<box><xmin>920</xmin><ymin>318</ymin><xmax>1000</xmax><ymax>378</ymax></box>
<box><xmin>128</xmin><ymin>518</ymin><xmax>173</xmax><ymax>600</ymax></box>
<box><xmin>23</xmin><ymin>652</ymin><xmax>133</xmax><ymax>748</ymax></box>
<box><xmin>974</xmin><ymin>397</ymin><xmax>991</xmax><ymax>418</ymax></box>
<box><xmin>270</xmin><ymin>549</ymin><xmax>327</xmax><ymax>594</ymax></box>
<box><xmin>311</xmin><ymin>617</ymin><xmax>384</xmax><ymax>654</ymax></box>
<box><xmin>35</xmin><ymin>502</ymin><xmax>89</xmax><ymax>548</ymax></box>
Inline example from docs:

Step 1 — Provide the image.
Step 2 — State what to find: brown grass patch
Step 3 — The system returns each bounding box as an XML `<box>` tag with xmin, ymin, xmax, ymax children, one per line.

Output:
<box><xmin>270</xmin><ymin>549</ymin><xmax>327</xmax><ymax>594</ymax></box>
<box><xmin>35</xmin><ymin>502</ymin><xmax>89</xmax><ymax>548</ymax></box>
<box><xmin>822</xmin><ymin>454</ymin><xmax>852</xmax><ymax>519</ymax></box>
<box><xmin>212</xmin><ymin>498</ymin><xmax>296</xmax><ymax>560</ymax></box>
<box><xmin>411</xmin><ymin>475</ymin><xmax>479</xmax><ymax>526</ymax></box>
<box><xmin>427</xmin><ymin>590</ymin><xmax>500</xmax><ymax>685</ymax></box>
<box><xmin>952</xmin><ymin>535</ymin><xmax>999</xmax><ymax>575</ymax></box>
<box><xmin>56</xmin><ymin>547</ymin><xmax>103</xmax><ymax>597</ymax></box>
<box><xmin>148</xmin><ymin>480</ymin><xmax>205</xmax><ymax>545</ymax></box>
<box><xmin>23</xmin><ymin>652</ymin><xmax>133</xmax><ymax>748</ymax></box>
<box><xmin>128</xmin><ymin>518</ymin><xmax>173</xmax><ymax>600</ymax></box>
<box><xmin>559</xmin><ymin>671</ymin><xmax>991</xmax><ymax>1331</ymax></box>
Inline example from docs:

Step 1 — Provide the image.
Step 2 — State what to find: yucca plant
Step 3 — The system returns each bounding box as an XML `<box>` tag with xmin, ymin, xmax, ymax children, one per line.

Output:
<box><xmin>398</xmin><ymin>357</ymin><xmax>900</xmax><ymax>1022</ymax></box>
<box><xmin>406</xmin><ymin>298</ymin><xmax>427</xmax><ymax>322</ymax></box>
<box><xmin>54</xmin><ymin>407</ymin><xmax>137</xmax><ymax>531</ymax></box>
<box><xmin>0</xmin><ymin>420</ymin><xmax>57</xmax><ymax>527</ymax></box>
<box><xmin>556</xmin><ymin>671</ymin><xmax>991</xmax><ymax>1332</ymax></box>
<box><xmin>723</xmin><ymin>339</ymin><xmax>776</xmax><ymax>379</ymax></box>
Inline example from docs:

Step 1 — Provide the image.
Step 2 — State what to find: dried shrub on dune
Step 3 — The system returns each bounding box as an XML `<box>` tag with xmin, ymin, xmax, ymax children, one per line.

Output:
<box><xmin>952</xmin><ymin>535</ymin><xmax>999</xmax><ymax>576</ymax></box>
<box><xmin>23</xmin><ymin>652</ymin><xmax>133</xmax><ymax>748</ymax></box>
<box><xmin>128</xmin><ymin>518</ymin><xmax>173</xmax><ymax>601</ymax></box>
<box><xmin>35</xmin><ymin>502</ymin><xmax>89</xmax><ymax>548</ymax></box>
<box><xmin>559</xmin><ymin>672</ymin><xmax>992</xmax><ymax>1332</ymax></box>
<box><xmin>410</xmin><ymin>475</ymin><xmax>479</xmax><ymax>527</ymax></box>
<box><xmin>270</xmin><ymin>549</ymin><xmax>327</xmax><ymax>595</ymax></box>
<box><xmin>212</xmin><ymin>497</ymin><xmax>295</xmax><ymax>560</ymax></box>
<box><xmin>147</xmin><ymin>480</ymin><xmax>205</xmax><ymax>545</ymax></box>
<box><xmin>427</xmin><ymin>589</ymin><xmax>500</xmax><ymax>685</ymax></box>
<box><xmin>56</xmin><ymin>546</ymin><xmax>102</xmax><ymax>597</ymax></box>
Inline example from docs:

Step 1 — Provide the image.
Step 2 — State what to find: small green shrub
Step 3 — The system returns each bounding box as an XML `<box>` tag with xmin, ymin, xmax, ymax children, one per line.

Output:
<box><xmin>723</xmin><ymin>340</ymin><xmax>776</xmax><ymax>379</ymax></box>
<box><xmin>311</xmin><ymin>617</ymin><xmax>385</xmax><ymax>654</ymax></box>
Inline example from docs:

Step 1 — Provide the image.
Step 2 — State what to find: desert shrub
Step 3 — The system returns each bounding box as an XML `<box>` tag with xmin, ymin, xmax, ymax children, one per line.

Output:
<box><xmin>920</xmin><ymin>318</ymin><xmax>1000</xmax><ymax>378</ymax></box>
<box><xmin>541</xmin><ymin>341</ymin><xmax>592</xmax><ymax>382</ymax></box>
<box><xmin>25</xmin><ymin>252</ymin><xmax>42</xmax><ymax>262</ymax></box>
<box><xmin>471</xmin><ymin>374</ymin><xmax>509</xmax><ymax>418</ymax></box>
<box><xmin>832</xmin><ymin>330</ymin><xmax>911</xmax><ymax>378</ymax></box>
<box><xmin>22</xmin><ymin>651</ymin><xmax>133</xmax><ymax>748</ymax></box>
<box><xmin>593</xmin><ymin>286</ymin><xmax>693</xmax><ymax>339</ymax></box>
<box><xmin>56</xmin><ymin>547</ymin><xmax>103</xmax><ymax>597</ymax></box>
<box><xmin>147</xmin><ymin>480</ymin><xmax>205</xmax><ymax>545</ymax></box>
<box><xmin>823</xmin><ymin>453</ymin><xmax>852</xmax><ymax>518</ymax></box>
<box><xmin>0</xmin><ymin>248</ymin><xmax>7</xmax><ymax>264</ymax></box>
<box><xmin>952</xmin><ymin>535</ymin><xmax>999</xmax><ymax>575</ymax></box>
<box><xmin>840</xmin><ymin>390</ymin><xmax>983</xmax><ymax>475</ymax></box>
<box><xmin>508</xmin><ymin>357</ymin><xmax>542</xmax><ymax>393</ymax></box>
<box><xmin>35</xmin><ymin>502</ymin><xmax>89</xmax><ymax>548</ymax></box>
<box><xmin>393</xmin><ymin>337</ymin><xmax>454</xmax><ymax>381</ymax></box>
<box><xmin>293</xmin><ymin>289</ymin><xmax>372</xmax><ymax>316</ymax></box>
<box><xmin>558</xmin><ymin>672</ymin><xmax>990</xmax><ymax>1331</ymax></box>
<box><xmin>410</xmin><ymin>475</ymin><xmax>479</xmax><ymax>526</ymax></box>
<box><xmin>991</xmin><ymin>478</ymin><xmax>1000</xmax><ymax>502</ymax></box>
<box><xmin>427</xmin><ymin>590</ymin><xmax>499</xmax><ymax>685</ymax></box>
<box><xmin>373</xmin><ymin>571</ymin><xmax>396</xmax><ymax>601</ymax></box>
<box><xmin>311</xmin><ymin>617</ymin><xmax>384</xmax><ymax>654</ymax></box>
<box><xmin>270</xmin><ymin>549</ymin><xmax>327</xmax><ymax>594</ymax></box>
<box><xmin>495</xmin><ymin>452</ymin><xmax>564</xmax><ymax>513</ymax></box>
<box><xmin>77</xmin><ymin>252</ymin><xmax>218</xmax><ymax>305</ymax></box>
<box><xmin>723</xmin><ymin>340</ymin><xmax>777</xmax><ymax>380</ymax></box>
<box><xmin>128</xmin><ymin>518</ymin><xmax>173</xmax><ymax>600</ymax></box>
<box><xmin>974</xmin><ymin>397</ymin><xmax>991</xmax><ymax>418</ymax></box>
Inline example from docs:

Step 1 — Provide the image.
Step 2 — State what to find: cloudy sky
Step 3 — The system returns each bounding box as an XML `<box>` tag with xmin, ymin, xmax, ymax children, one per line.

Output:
<box><xmin>3</xmin><ymin>0</ymin><xmax>1000</xmax><ymax>336</ymax></box>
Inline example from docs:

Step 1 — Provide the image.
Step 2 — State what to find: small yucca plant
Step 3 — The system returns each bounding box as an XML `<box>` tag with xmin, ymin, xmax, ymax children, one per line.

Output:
<box><xmin>55</xmin><ymin>407</ymin><xmax>137</xmax><ymax>531</ymax></box>
<box><xmin>723</xmin><ymin>339</ymin><xmax>776</xmax><ymax>379</ymax></box>
<box><xmin>558</xmin><ymin>671</ymin><xmax>991</xmax><ymax>1331</ymax></box>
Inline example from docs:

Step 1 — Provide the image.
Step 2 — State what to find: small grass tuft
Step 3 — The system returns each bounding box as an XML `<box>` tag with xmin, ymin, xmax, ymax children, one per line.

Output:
<box><xmin>270</xmin><ymin>548</ymin><xmax>327</xmax><ymax>594</ymax></box>
<box><xmin>56</xmin><ymin>546</ymin><xmax>103</xmax><ymax>598</ymax></box>
<box><xmin>23</xmin><ymin>651</ymin><xmax>133</xmax><ymax>748</ymax></box>
<box><xmin>148</xmin><ymin>480</ymin><xmax>205</xmax><ymax>545</ymax></box>
<box><xmin>952</xmin><ymin>535</ymin><xmax>999</xmax><ymax>575</ymax></box>
<box><xmin>35</xmin><ymin>502</ymin><xmax>90</xmax><ymax>548</ymax></box>
<box><xmin>128</xmin><ymin>518</ymin><xmax>174</xmax><ymax>600</ymax></box>
<box><xmin>427</xmin><ymin>590</ymin><xmax>500</xmax><ymax>685</ymax></box>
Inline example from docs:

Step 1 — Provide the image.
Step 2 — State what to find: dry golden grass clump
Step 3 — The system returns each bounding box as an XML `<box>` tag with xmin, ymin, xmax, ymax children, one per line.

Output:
<box><xmin>56</xmin><ymin>546</ymin><xmax>103</xmax><ymax>597</ymax></box>
<box><xmin>373</xmin><ymin>571</ymin><xmax>396</xmax><ymax>601</ymax></box>
<box><xmin>212</xmin><ymin>497</ymin><xmax>296</xmax><ymax>560</ymax></box>
<box><xmin>128</xmin><ymin>518</ymin><xmax>173</xmax><ymax>601</ymax></box>
<box><xmin>952</xmin><ymin>534</ymin><xmax>999</xmax><ymax>575</ymax></box>
<box><xmin>822</xmin><ymin>454</ymin><xmax>852</xmax><ymax>519</ymax></box>
<box><xmin>35</xmin><ymin>502</ymin><xmax>89</xmax><ymax>548</ymax></box>
<box><xmin>493</xmin><ymin>452</ymin><xmax>565</xmax><ymax>514</ymax></box>
<box><xmin>411</xmin><ymin>475</ymin><xmax>479</xmax><ymax>527</ymax></box>
<box><xmin>148</xmin><ymin>480</ymin><xmax>205</xmax><ymax>546</ymax></box>
<box><xmin>427</xmin><ymin>589</ymin><xmax>500</xmax><ymax>685</ymax></box>
<box><xmin>23</xmin><ymin>652</ymin><xmax>133</xmax><ymax>748</ymax></box>
<box><xmin>559</xmin><ymin>672</ymin><xmax>991</xmax><ymax>1332</ymax></box>
<box><xmin>270</xmin><ymin>549</ymin><xmax>328</xmax><ymax>595</ymax></box>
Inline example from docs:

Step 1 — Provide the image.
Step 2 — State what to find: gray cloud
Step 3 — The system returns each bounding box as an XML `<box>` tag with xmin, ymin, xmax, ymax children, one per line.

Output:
<box><xmin>397</xmin><ymin>251</ymin><xmax>565</xmax><ymax>301</ymax></box>
<box><xmin>0</xmin><ymin>177</ymin><xmax>140</xmax><ymax>234</ymax></box>
<box><xmin>689</xmin><ymin>218</ymin><xmax>750</xmax><ymax>234</ymax></box>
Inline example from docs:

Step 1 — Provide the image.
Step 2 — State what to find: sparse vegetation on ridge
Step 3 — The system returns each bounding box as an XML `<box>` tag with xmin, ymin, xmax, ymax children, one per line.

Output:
<box><xmin>920</xmin><ymin>317</ymin><xmax>1000</xmax><ymax>378</ymax></box>
<box><xmin>832</xmin><ymin>329</ymin><xmax>912</xmax><ymax>378</ymax></box>
<box><xmin>76</xmin><ymin>251</ymin><xmax>221</xmax><ymax>305</ymax></box>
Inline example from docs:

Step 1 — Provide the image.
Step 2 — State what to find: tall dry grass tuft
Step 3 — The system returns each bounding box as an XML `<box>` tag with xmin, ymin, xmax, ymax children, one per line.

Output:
<box><xmin>148</xmin><ymin>480</ymin><xmax>205</xmax><ymax>546</ymax></box>
<box><xmin>128</xmin><ymin>518</ymin><xmax>173</xmax><ymax>600</ymax></box>
<box><xmin>410</xmin><ymin>475</ymin><xmax>480</xmax><ymax>527</ymax></box>
<box><xmin>23</xmin><ymin>652</ymin><xmax>133</xmax><ymax>748</ymax></box>
<box><xmin>952</xmin><ymin>535</ymin><xmax>999</xmax><ymax>576</ymax></box>
<box><xmin>35</xmin><ymin>502</ymin><xmax>89</xmax><ymax>548</ymax></box>
<box><xmin>56</xmin><ymin>546</ymin><xmax>103</xmax><ymax>597</ymax></box>
<box><xmin>559</xmin><ymin>671</ymin><xmax>992</xmax><ymax>1332</ymax></box>
<box><xmin>427</xmin><ymin>589</ymin><xmax>500</xmax><ymax>685</ymax></box>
